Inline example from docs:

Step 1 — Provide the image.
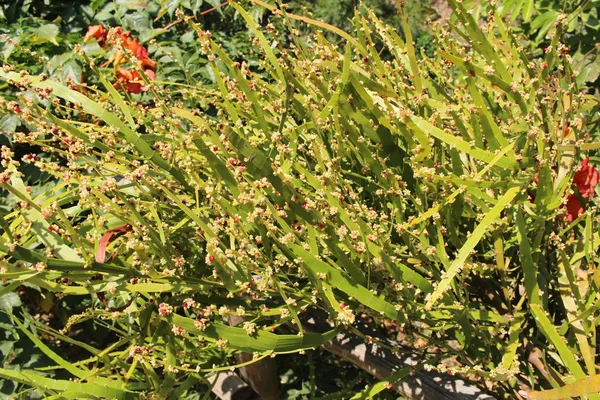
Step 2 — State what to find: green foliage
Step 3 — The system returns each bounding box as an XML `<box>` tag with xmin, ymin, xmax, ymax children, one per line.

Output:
<box><xmin>287</xmin><ymin>0</ymin><xmax>437</xmax><ymax>57</ymax></box>
<box><xmin>0</xmin><ymin>0</ymin><xmax>599</xmax><ymax>399</ymax></box>
<box><xmin>464</xmin><ymin>0</ymin><xmax>600</xmax><ymax>89</ymax></box>
<box><xmin>500</xmin><ymin>0</ymin><xmax>599</xmax><ymax>49</ymax></box>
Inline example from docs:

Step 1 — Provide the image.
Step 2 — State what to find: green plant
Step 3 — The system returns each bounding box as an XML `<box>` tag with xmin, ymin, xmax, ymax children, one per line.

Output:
<box><xmin>464</xmin><ymin>0</ymin><xmax>600</xmax><ymax>90</ymax></box>
<box><xmin>286</xmin><ymin>0</ymin><xmax>437</xmax><ymax>58</ymax></box>
<box><xmin>0</xmin><ymin>0</ymin><xmax>599</xmax><ymax>398</ymax></box>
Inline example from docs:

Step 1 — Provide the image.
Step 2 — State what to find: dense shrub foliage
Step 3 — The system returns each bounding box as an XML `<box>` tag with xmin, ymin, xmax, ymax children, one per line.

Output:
<box><xmin>0</xmin><ymin>0</ymin><xmax>599</xmax><ymax>399</ymax></box>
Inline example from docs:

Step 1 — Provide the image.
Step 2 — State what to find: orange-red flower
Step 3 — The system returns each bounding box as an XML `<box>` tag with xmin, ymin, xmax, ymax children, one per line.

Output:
<box><xmin>123</xmin><ymin>36</ymin><xmax>149</xmax><ymax>60</ymax></box>
<box><xmin>573</xmin><ymin>158</ymin><xmax>599</xmax><ymax>198</ymax></box>
<box><xmin>566</xmin><ymin>158</ymin><xmax>599</xmax><ymax>221</ymax></box>
<box><xmin>115</xmin><ymin>68</ymin><xmax>155</xmax><ymax>94</ymax></box>
<box><xmin>566</xmin><ymin>194</ymin><xmax>584</xmax><ymax>222</ymax></box>
<box><xmin>84</xmin><ymin>25</ymin><xmax>108</xmax><ymax>47</ymax></box>
<box><xmin>84</xmin><ymin>25</ymin><xmax>155</xmax><ymax>66</ymax></box>
<box><xmin>139</xmin><ymin>57</ymin><xmax>156</xmax><ymax>71</ymax></box>
<box><xmin>113</xmin><ymin>28</ymin><xmax>149</xmax><ymax>59</ymax></box>
<box><xmin>83</xmin><ymin>24</ymin><xmax>157</xmax><ymax>93</ymax></box>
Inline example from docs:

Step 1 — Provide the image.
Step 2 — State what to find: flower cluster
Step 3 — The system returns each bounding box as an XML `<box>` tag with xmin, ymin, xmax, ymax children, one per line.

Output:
<box><xmin>158</xmin><ymin>303</ymin><xmax>173</xmax><ymax>316</ymax></box>
<box><xmin>336</xmin><ymin>303</ymin><xmax>356</xmax><ymax>325</ymax></box>
<box><xmin>243</xmin><ymin>321</ymin><xmax>257</xmax><ymax>336</ymax></box>
<box><xmin>84</xmin><ymin>25</ymin><xmax>156</xmax><ymax>93</ymax></box>
<box><xmin>566</xmin><ymin>158</ymin><xmax>599</xmax><ymax>221</ymax></box>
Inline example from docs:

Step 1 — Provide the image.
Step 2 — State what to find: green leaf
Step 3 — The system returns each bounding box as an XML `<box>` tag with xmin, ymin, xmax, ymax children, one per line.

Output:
<box><xmin>530</xmin><ymin>303</ymin><xmax>586</xmax><ymax>380</ymax></box>
<box><xmin>2</xmin><ymin>176</ymin><xmax>81</xmax><ymax>262</ymax></box>
<box><xmin>35</xmin><ymin>24</ymin><xmax>59</xmax><ymax>46</ymax></box>
<box><xmin>125</xmin><ymin>12</ymin><xmax>152</xmax><ymax>32</ymax></box>
<box><xmin>80</xmin><ymin>41</ymin><xmax>104</xmax><ymax>57</ymax></box>
<box><xmin>0</xmin><ymin>71</ymin><xmax>190</xmax><ymax>190</ymax></box>
<box><xmin>529</xmin><ymin>374</ymin><xmax>600</xmax><ymax>400</ymax></box>
<box><xmin>205</xmin><ymin>0</ymin><xmax>224</xmax><ymax>15</ymax></box>
<box><xmin>249</xmin><ymin>0</ymin><xmax>367</xmax><ymax>55</ymax></box>
<box><xmin>139</xmin><ymin>28</ymin><xmax>167</xmax><ymax>42</ymax></box>
<box><xmin>171</xmin><ymin>314</ymin><xmax>342</xmax><ymax>353</ymax></box>
<box><xmin>523</xmin><ymin>0</ymin><xmax>534</xmax><ymax>23</ymax></box>
<box><xmin>1</xmin><ymin>34</ymin><xmax>20</xmax><ymax>59</ymax></box>
<box><xmin>531</xmin><ymin>11</ymin><xmax>559</xmax><ymax>42</ymax></box>
<box><xmin>60</xmin><ymin>60</ymin><xmax>82</xmax><ymax>83</ymax></box>
<box><xmin>12</xmin><ymin>317</ymin><xmax>91</xmax><ymax>379</ymax></box>
<box><xmin>0</xmin><ymin>282</ymin><xmax>21</xmax><ymax>298</ymax></box>
<box><xmin>158</xmin><ymin>0</ymin><xmax>182</xmax><ymax>18</ymax></box>
<box><xmin>409</xmin><ymin>116</ymin><xmax>520</xmax><ymax>170</ymax></box>
<box><xmin>0</xmin><ymin>114</ymin><xmax>19</xmax><ymax>133</ymax></box>
<box><xmin>350</xmin><ymin>366</ymin><xmax>412</xmax><ymax>399</ymax></box>
<box><xmin>288</xmin><ymin>243</ymin><xmax>404</xmax><ymax>322</ymax></box>
<box><xmin>425</xmin><ymin>186</ymin><xmax>520</xmax><ymax>309</ymax></box>
<box><xmin>91</xmin><ymin>0</ymin><xmax>105</xmax><ymax>12</ymax></box>
<box><xmin>0</xmin><ymin>292</ymin><xmax>21</xmax><ymax>312</ymax></box>
<box><xmin>0</xmin><ymin>367</ymin><xmax>134</xmax><ymax>399</ymax></box>
<box><xmin>515</xmin><ymin>210</ymin><xmax>541</xmax><ymax>305</ymax></box>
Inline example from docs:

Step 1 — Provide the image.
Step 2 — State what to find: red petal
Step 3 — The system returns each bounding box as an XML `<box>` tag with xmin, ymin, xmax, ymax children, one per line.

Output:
<box><xmin>96</xmin><ymin>224</ymin><xmax>131</xmax><ymax>263</ymax></box>
<box><xmin>573</xmin><ymin>158</ymin><xmax>599</xmax><ymax>197</ymax></box>
<box><xmin>565</xmin><ymin>195</ymin><xmax>583</xmax><ymax>222</ymax></box>
<box><xmin>143</xmin><ymin>69</ymin><xmax>156</xmax><ymax>80</ymax></box>
<box><xmin>139</xmin><ymin>58</ymin><xmax>156</xmax><ymax>71</ymax></box>
<box><xmin>84</xmin><ymin>25</ymin><xmax>107</xmax><ymax>45</ymax></box>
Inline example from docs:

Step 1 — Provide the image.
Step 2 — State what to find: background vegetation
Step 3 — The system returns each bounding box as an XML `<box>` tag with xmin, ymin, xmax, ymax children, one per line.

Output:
<box><xmin>0</xmin><ymin>0</ymin><xmax>599</xmax><ymax>399</ymax></box>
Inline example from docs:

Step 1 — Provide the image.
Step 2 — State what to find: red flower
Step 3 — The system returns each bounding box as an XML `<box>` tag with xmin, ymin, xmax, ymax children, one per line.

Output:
<box><xmin>83</xmin><ymin>25</ymin><xmax>157</xmax><ymax>93</ymax></box>
<box><xmin>566</xmin><ymin>194</ymin><xmax>584</xmax><ymax>222</ymax></box>
<box><xmin>115</xmin><ymin>68</ymin><xmax>147</xmax><ymax>94</ymax></box>
<box><xmin>139</xmin><ymin>57</ymin><xmax>156</xmax><ymax>71</ymax></box>
<box><xmin>111</xmin><ymin>28</ymin><xmax>151</xmax><ymax>61</ymax></box>
<box><xmin>143</xmin><ymin>69</ymin><xmax>155</xmax><ymax>80</ymax></box>
<box><xmin>121</xmin><ymin>34</ymin><xmax>150</xmax><ymax>60</ymax></box>
<box><xmin>573</xmin><ymin>158</ymin><xmax>599</xmax><ymax>198</ymax></box>
<box><xmin>115</xmin><ymin>68</ymin><xmax>155</xmax><ymax>93</ymax></box>
<box><xmin>84</xmin><ymin>25</ymin><xmax>108</xmax><ymax>47</ymax></box>
<box><xmin>566</xmin><ymin>158</ymin><xmax>599</xmax><ymax>222</ymax></box>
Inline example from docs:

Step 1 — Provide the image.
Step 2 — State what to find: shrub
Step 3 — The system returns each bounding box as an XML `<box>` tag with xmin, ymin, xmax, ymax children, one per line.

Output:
<box><xmin>0</xmin><ymin>0</ymin><xmax>598</xmax><ymax>398</ymax></box>
<box><xmin>463</xmin><ymin>0</ymin><xmax>600</xmax><ymax>90</ymax></box>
